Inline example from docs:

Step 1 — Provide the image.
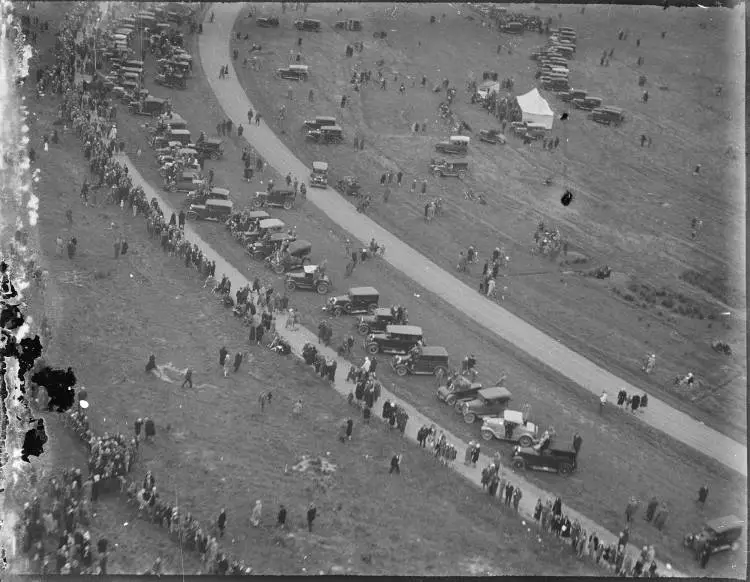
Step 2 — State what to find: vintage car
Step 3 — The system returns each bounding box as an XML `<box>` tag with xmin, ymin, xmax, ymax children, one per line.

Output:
<box><xmin>285</xmin><ymin>264</ymin><xmax>331</xmax><ymax>294</ymax></box>
<box><xmin>323</xmin><ymin>286</ymin><xmax>379</xmax><ymax>317</ymax></box>
<box><xmin>249</xmin><ymin>232</ymin><xmax>295</xmax><ymax>259</ymax></box>
<box><xmin>303</xmin><ymin>116</ymin><xmax>337</xmax><ymax>131</ymax></box>
<box><xmin>334</xmin><ymin>18</ymin><xmax>362</xmax><ymax>31</ymax></box>
<box><xmin>480</xmin><ymin>409</ymin><xmax>538</xmax><ymax>447</ymax></box>
<box><xmin>391</xmin><ymin>346</ymin><xmax>450</xmax><ymax>377</ymax></box>
<box><xmin>154</xmin><ymin>72</ymin><xmax>187</xmax><ymax>89</ymax></box>
<box><xmin>154</xmin><ymin>114</ymin><xmax>188</xmax><ymax>134</ymax></box>
<box><xmin>511</xmin><ymin>445</ymin><xmax>578</xmax><ymax>476</ymax></box>
<box><xmin>684</xmin><ymin>516</ymin><xmax>745</xmax><ymax>557</ymax></box>
<box><xmin>164</xmin><ymin>171</ymin><xmax>204</xmax><ymax>193</ymax></box>
<box><xmin>186</xmin><ymin>186</ymin><xmax>229</xmax><ymax>206</ymax></box>
<box><xmin>365</xmin><ymin>325</ymin><xmax>423</xmax><ymax>355</ymax></box>
<box><xmin>306</xmin><ymin>125</ymin><xmax>343</xmax><ymax>144</ymax></box>
<box><xmin>277</xmin><ymin>64</ymin><xmax>309</xmax><ymax>81</ymax></box>
<box><xmin>294</xmin><ymin>18</ymin><xmax>321</xmax><ymax>32</ymax></box>
<box><xmin>356</xmin><ymin>307</ymin><xmax>408</xmax><ymax>336</ymax></box>
<box><xmin>256</xmin><ymin>16</ymin><xmax>280</xmax><ymax>27</ymax></box>
<box><xmin>267</xmin><ymin>240</ymin><xmax>313</xmax><ymax>274</ymax></box>
<box><xmin>459</xmin><ymin>386</ymin><xmax>513</xmax><ymax>424</ymax></box>
<box><xmin>310</xmin><ymin>161</ymin><xmax>328</xmax><ymax>188</ymax></box>
<box><xmin>429</xmin><ymin>158</ymin><xmax>469</xmax><ymax>179</ymax></box>
<box><xmin>436</xmin><ymin>375</ymin><xmax>484</xmax><ymax>407</ymax></box>
<box><xmin>434</xmin><ymin>135</ymin><xmax>470</xmax><ymax>155</ymax></box>
<box><xmin>591</xmin><ymin>106</ymin><xmax>624</xmax><ymax>127</ymax></box>
<box><xmin>243</xmin><ymin>218</ymin><xmax>287</xmax><ymax>244</ymax></box>
<box><xmin>128</xmin><ymin>96</ymin><xmax>166</xmax><ymax>116</ymax></box>
<box><xmin>335</xmin><ymin>176</ymin><xmax>361</xmax><ymax>197</ymax></box>
<box><xmin>186</xmin><ymin>199</ymin><xmax>234</xmax><ymax>222</ymax></box>
<box><xmin>478</xmin><ymin>129</ymin><xmax>506</xmax><ymax>145</ymax></box>
<box><xmin>196</xmin><ymin>138</ymin><xmax>224</xmax><ymax>160</ymax></box>
<box><xmin>166</xmin><ymin>129</ymin><xmax>192</xmax><ymax>147</ymax></box>
<box><xmin>253</xmin><ymin>188</ymin><xmax>296</xmax><ymax>211</ymax></box>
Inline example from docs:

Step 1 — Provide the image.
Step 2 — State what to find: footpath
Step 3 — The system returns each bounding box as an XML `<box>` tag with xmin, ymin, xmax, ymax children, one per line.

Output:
<box><xmin>115</xmin><ymin>153</ymin><xmax>684</xmax><ymax>577</ymax></box>
<box><xmin>198</xmin><ymin>3</ymin><xmax>746</xmax><ymax>477</ymax></box>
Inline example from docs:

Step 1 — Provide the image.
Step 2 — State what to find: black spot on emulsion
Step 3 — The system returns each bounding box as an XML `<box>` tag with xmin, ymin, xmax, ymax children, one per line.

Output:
<box><xmin>30</xmin><ymin>367</ymin><xmax>77</xmax><ymax>413</ymax></box>
<box><xmin>0</xmin><ymin>261</ymin><xmax>18</xmax><ymax>301</ymax></box>
<box><xmin>17</xmin><ymin>335</ymin><xmax>43</xmax><ymax>384</ymax></box>
<box><xmin>21</xmin><ymin>418</ymin><xmax>48</xmax><ymax>463</ymax></box>
<box><xmin>0</xmin><ymin>303</ymin><xmax>24</xmax><ymax>330</ymax></box>
<box><xmin>561</xmin><ymin>190</ymin><xmax>574</xmax><ymax>207</ymax></box>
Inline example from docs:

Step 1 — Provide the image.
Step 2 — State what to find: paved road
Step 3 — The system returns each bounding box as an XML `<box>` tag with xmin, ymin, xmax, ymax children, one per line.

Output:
<box><xmin>198</xmin><ymin>3</ymin><xmax>746</xmax><ymax>477</ymax></box>
<box><xmin>114</xmin><ymin>153</ymin><xmax>684</xmax><ymax>577</ymax></box>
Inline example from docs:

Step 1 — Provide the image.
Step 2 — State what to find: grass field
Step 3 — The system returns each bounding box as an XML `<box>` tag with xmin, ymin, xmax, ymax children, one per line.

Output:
<box><xmin>230</xmin><ymin>2</ymin><xmax>746</xmax><ymax>438</ymax></box>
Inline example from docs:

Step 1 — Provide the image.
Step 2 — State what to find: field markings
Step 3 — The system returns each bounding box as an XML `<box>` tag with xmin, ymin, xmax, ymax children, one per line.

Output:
<box><xmin>198</xmin><ymin>3</ymin><xmax>746</xmax><ymax>477</ymax></box>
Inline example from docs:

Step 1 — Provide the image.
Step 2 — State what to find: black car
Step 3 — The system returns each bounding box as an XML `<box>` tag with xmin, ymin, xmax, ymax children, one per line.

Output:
<box><xmin>256</xmin><ymin>16</ymin><xmax>280</xmax><ymax>27</ymax></box>
<box><xmin>511</xmin><ymin>445</ymin><xmax>577</xmax><ymax>476</ymax></box>
<box><xmin>323</xmin><ymin>286</ymin><xmax>379</xmax><ymax>317</ymax></box>
<box><xmin>365</xmin><ymin>325</ymin><xmax>423</xmax><ymax>355</ymax></box>
<box><xmin>356</xmin><ymin>306</ymin><xmax>407</xmax><ymax>335</ymax></box>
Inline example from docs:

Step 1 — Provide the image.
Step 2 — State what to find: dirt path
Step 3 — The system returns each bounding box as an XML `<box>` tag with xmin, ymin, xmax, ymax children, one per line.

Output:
<box><xmin>198</xmin><ymin>3</ymin><xmax>745</xmax><ymax>476</ymax></box>
<box><xmin>112</xmin><ymin>153</ymin><xmax>684</xmax><ymax>577</ymax></box>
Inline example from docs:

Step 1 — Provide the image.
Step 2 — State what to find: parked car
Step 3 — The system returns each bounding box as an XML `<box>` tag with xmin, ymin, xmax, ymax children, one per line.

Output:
<box><xmin>285</xmin><ymin>265</ymin><xmax>331</xmax><ymax>294</ymax></box>
<box><xmin>459</xmin><ymin>386</ymin><xmax>513</xmax><ymax>424</ymax></box>
<box><xmin>591</xmin><ymin>106</ymin><xmax>624</xmax><ymax>126</ymax></box>
<box><xmin>356</xmin><ymin>307</ymin><xmax>408</xmax><ymax>336</ymax></box>
<box><xmin>511</xmin><ymin>445</ymin><xmax>578</xmax><ymax>476</ymax></box>
<box><xmin>294</xmin><ymin>18</ymin><xmax>321</xmax><ymax>31</ymax></box>
<box><xmin>335</xmin><ymin>176</ymin><xmax>360</xmax><ymax>196</ymax></box>
<box><xmin>684</xmin><ymin>516</ymin><xmax>745</xmax><ymax>557</ymax></box>
<box><xmin>334</xmin><ymin>18</ymin><xmax>362</xmax><ymax>31</ymax></box>
<box><xmin>196</xmin><ymin>138</ymin><xmax>224</xmax><ymax>160</ymax></box>
<box><xmin>154</xmin><ymin>72</ymin><xmax>187</xmax><ymax>89</ymax></box>
<box><xmin>310</xmin><ymin>161</ymin><xmax>329</xmax><ymax>188</ymax></box>
<box><xmin>129</xmin><ymin>96</ymin><xmax>166</xmax><ymax>116</ymax></box>
<box><xmin>277</xmin><ymin>64</ymin><xmax>309</xmax><ymax>81</ymax></box>
<box><xmin>267</xmin><ymin>240</ymin><xmax>313</xmax><ymax>274</ymax></box>
<box><xmin>480</xmin><ymin>410</ymin><xmax>538</xmax><ymax>447</ymax></box>
<box><xmin>186</xmin><ymin>186</ymin><xmax>229</xmax><ymax>206</ymax></box>
<box><xmin>249</xmin><ymin>232</ymin><xmax>295</xmax><ymax>259</ymax></box>
<box><xmin>186</xmin><ymin>199</ymin><xmax>234</xmax><ymax>222</ymax></box>
<box><xmin>244</xmin><ymin>218</ymin><xmax>287</xmax><ymax>244</ymax></box>
<box><xmin>303</xmin><ymin>116</ymin><xmax>337</xmax><ymax>131</ymax></box>
<box><xmin>435</xmin><ymin>375</ymin><xmax>484</xmax><ymax>406</ymax></box>
<box><xmin>306</xmin><ymin>125</ymin><xmax>343</xmax><ymax>144</ymax></box>
<box><xmin>323</xmin><ymin>286</ymin><xmax>379</xmax><ymax>317</ymax></box>
<box><xmin>391</xmin><ymin>346</ymin><xmax>450</xmax><ymax>377</ymax></box>
<box><xmin>429</xmin><ymin>158</ymin><xmax>469</xmax><ymax>179</ymax></box>
<box><xmin>256</xmin><ymin>16</ymin><xmax>280</xmax><ymax>27</ymax></box>
<box><xmin>166</xmin><ymin>128</ymin><xmax>192</xmax><ymax>147</ymax></box>
<box><xmin>434</xmin><ymin>135</ymin><xmax>470</xmax><ymax>155</ymax></box>
<box><xmin>478</xmin><ymin>129</ymin><xmax>506</xmax><ymax>144</ymax></box>
<box><xmin>165</xmin><ymin>171</ymin><xmax>204</xmax><ymax>193</ymax></box>
<box><xmin>365</xmin><ymin>325</ymin><xmax>423</xmax><ymax>355</ymax></box>
<box><xmin>253</xmin><ymin>188</ymin><xmax>296</xmax><ymax>211</ymax></box>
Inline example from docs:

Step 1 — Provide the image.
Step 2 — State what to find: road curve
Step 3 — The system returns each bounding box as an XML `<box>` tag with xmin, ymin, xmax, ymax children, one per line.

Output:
<box><xmin>198</xmin><ymin>3</ymin><xmax>746</xmax><ymax>477</ymax></box>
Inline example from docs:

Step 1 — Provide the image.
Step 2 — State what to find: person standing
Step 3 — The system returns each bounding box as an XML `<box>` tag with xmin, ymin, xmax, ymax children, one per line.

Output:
<box><xmin>217</xmin><ymin>508</ymin><xmax>227</xmax><ymax>538</ymax></box>
<box><xmin>599</xmin><ymin>391</ymin><xmax>607</xmax><ymax>414</ymax></box>
<box><xmin>233</xmin><ymin>352</ymin><xmax>243</xmax><ymax>373</ymax></box>
<box><xmin>219</xmin><ymin>346</ymin><xmax>229</xmax><ymax>366</ymax></box>
<box><xmin>389</xmin><ymin>453</ymin><xmax>401</xmax><ymax>475</ymax></box>
<box><xmin>277</xmin><ymin>504</ymin><xmax>287</xmax><ymax>528</ymax></box>
<box><xmin>625</xmin><ymin>497</ymin><xmax>639</xmax><ymax>522</ymax></box>
<box><xmin>697</xmin><ymin>484</ymin><xmax>709</xmax><ymax>507</ymax></box>
<box><xmin>250</xmin><ymin>500</ymin><xmax>262</xmax><ymax>527</ymax></box>
<box><xmin>572</xmin><ymin>433</ymin><xmax>583</xmax><ymax>456</ymax></box>
<box><xmin>645</xmin><ymin>496</ymin><xmax>659</xmax><ymax>522</ymax></box>
<box><xmin>223</xmin><ymin>356</ymin><xmax>232</xmax><ymax>378</ymax></box>
<box><xmin>306</xmin><ymin>502</ymin><xmax>317</xmax><ymax>532</ymax></box>
<box><xmin>181</xmin><ymin>368</ymin><xmax>193</xmax><ymax>389</ymax></box>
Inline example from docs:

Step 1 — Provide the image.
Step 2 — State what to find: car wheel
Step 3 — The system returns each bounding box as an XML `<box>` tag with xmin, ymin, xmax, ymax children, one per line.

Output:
<box><xmin>357</xmin><ymin>324</ymin><xmax>369</xmax><ymax>336</ymax></box>
<box><xmin>463</xmin><ymin>413</ymin><xmax>476</xmax><ymax>424</ymax></box>
<box><xmin>518</xmin><ymin>436</ymin><xmax>533</xmax><ymax>448</ymax></box>
<box><xmin>559</xmin><ymin>463</ymin><xmax>573</xmax><ymax>475</ymax></box>
<box><xmin>367</xmin><ymin>303</ymin><xmax>378</xmax><ymax>314</ymax></box>
<box><xmin>283</xmin><ymin>200</ymin><xmax>293</xmax><ymax>210</ymax></box>
<box><xmin>395</xmin><ymin>366</ymin><xmax>408</xmax><ymax>377</ymax></box>
<box><xmin>433</xmin><ymin>366</ymin><xmax>447</xmax><ymax>377</ymax></box>
<box><xmin>272</xmin><ymin>263</ymin><xmax>285</xmax><ymax>275</ymax></box>
<box><xmin>332</xmin><ymin>307</ymin><xmax>343</xmax><ymax>317</ymax></box>
<box><xmin>316</xmin><ymin>282</ymin><xmax>329</xmax><ymax>295</ymax></box>
<box><xmin>445</xmin><ymin>394</ymin><xmax>456</xmax><ymax>406</ymax></box>
<box><xmin>252</xmin><ymin>198</ymin><xmax>263</xmax><ymax>208</ymax></box>
<box><xmin>512</xmin><ymin>458</ymin><xmax>525</xmax><ymax>471</ymax></box>
<box><xmin>210</xmin><ymin>152</ymin><xmax>219</xmax><ymax>160</ymax></box>
<box><xmin>454</xmin><ymin>401</ymin><xmax>465</xmax><ymax>413</ymax></box>
<box><xmin>285</xmin><ymin>280</ymin><xmax>296</xmax><ymax>291</ymax></box>
<box><xmin>480</xmin><ymin>428</ymin><xmax>494</xmax><ymax>441</ymax></box>
<box><xmin>366</xmin><ymin>343</ymin><xmax>379</xmax><ymax>355</ymax></box>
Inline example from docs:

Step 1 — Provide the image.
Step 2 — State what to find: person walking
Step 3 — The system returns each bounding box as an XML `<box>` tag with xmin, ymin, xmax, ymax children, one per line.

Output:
<box><xmin>625</xmin><ymin>497</ymin><xmax>639</xmax><ymax>522</ymax></box>
<box><xmin>250</xmin><ymin>500</ymin><xmax>262</xmax><ymax>527</ymax></box>
<box><xmin>572</xmin><ymin>432</ymin><xmax>583</xmax><ymax>455</ymax></box>
<box><xmin>219</xmin><ymin>346</ymin><xmax>229</xmax><ymax>366</ymax></box>
<box><xmin>233</xmin><ymin>352</ymin><xmax>243</xmax><ymax>373</ymax></box>
<box><xmin>277</xmin><ymin>504</ymin><xmax>287</xmax><ymax>528</ymax></box>
<box><xmin>645</xmin><ymin>496</ymin><xmax>659</xmax><ymax>522</ymax></box>
<box><xmin>599</xmin><ymin>391</ymin><xmax>607</xmax><ymax>414</ymax></box>
<box><xmin>306</xmin><ymin>502</ymin><xmax>317</xmax><ymax>532</ymax></box>
<box><xmin>217</xmin><ymin>508</ymin><xmax>227</xmax><ymax>538</ymax></box>
<box><xmin>389</xmin><ymin>453</ymin><xmax>401</xmax><ymax>475</ymax></box>
<box><xmin>697</xmin><ymin>484</ymin><xmax>709</xmax><ymax>507</ymax></box>
<box><xmin>223</xmin><ymin>356</ymin><xmax>232</xmax><ymax>378</ymax></box>
<box><xmin>181</xmin><ymin>368</ymin><xmax>193</xmax><ymax>389</ymax></box>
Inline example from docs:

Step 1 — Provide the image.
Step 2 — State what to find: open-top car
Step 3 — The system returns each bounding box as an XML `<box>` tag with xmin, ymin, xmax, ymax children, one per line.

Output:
<box><xmin>356</xmin><ymin>306</ymin><xmax>408</xmax><ymax>335</ymax></box>
<box><xmin>310</xmin><ymin>161</ymin><xmax>329</xmax><ymax>188</ymax></box>
<box><xmin>256</xmin><ymin>16</ymin><xmax>280</xmax><ymax>27</ymax></box>
<box><xmin>434</xmin><ymin>135</ymin><xmax>470</xmax><ymax>155</ymax></box>
<box><xmin>511</xmin><ymin>445</ymin><xmax>577</xmax><ymax>476</ymax></box>
<box><xmin>249</xmin><ymin>232</ymin><xmax>295</xmax><ymax>259</ymax></box>
<box><xmin>436</xmin><ymin>375</ymin><xmax>484</xmax><ymax>407</ymax></box>
<box><xmin>365</xmin><ymin>325</ymin><xmax>423</xmax><ymax>355</ymax></box>
<box><xmin>267</xmin><ymin>239</ymin><xmax>312</xmax><ymax>274</ymax></box>
<box><xmin>323</xmin><ymin>286</ymin><xmax>379</xmax><ymax>317</ymax></box>
<box><xmin>459</xmin><ymin>386</ymin><xmax>513</xmax><ymax>424</ymax></box>
<box><xmin>480</xmin><ymin>409</ymin><xmax>538</xmax><ymax>447</ymax></box>
<box><xmin>335</xmin><ymin>176</ymin><xmax>361</xmax><ymax>196</ymax></box>
<box><xmin>253</xmin><ymin>188</ymin><xmax>296</xmax><ymax>211</ymax></box>
<box><xmin>684</xmin><ymin>516</ymin><xmax>745</xmax><ymax>557</ymax></box>
<box><xmin>391</xmin><ymin>346</ymin><xmax>450</xmax><ymax>377</ymax></box>
<box><xmin>186</xmin><ymin>199</ymin><xmax>234</xmax><ymax>222</ymax></box>
<box><xmin>478</xmin><ymin>129</ymin><xmax>506</xmax><ymax>144</ymax></box>
<box><xmin>285</xmin><ymin>264</ymin><xmax>331</xmax><ymax>294</ymax></box>
<box><xmin>430</xmin><ymin>158</ymin><xmax>469</xmax><ymax>179</ymax></box>
<box><xmin>303</xmin><ymin>116</ymin><xmax>337</xmax><ymax>131</ymax></box>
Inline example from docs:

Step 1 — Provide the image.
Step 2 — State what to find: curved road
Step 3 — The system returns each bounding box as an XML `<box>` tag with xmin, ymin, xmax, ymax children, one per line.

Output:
<box><xmin>199</xmin><ymin>4</ymin><xmax>746</xmax><ymax>476</ymax></box>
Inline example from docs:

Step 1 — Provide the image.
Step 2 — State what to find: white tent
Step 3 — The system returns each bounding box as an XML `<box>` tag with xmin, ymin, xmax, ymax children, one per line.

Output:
<box><xmin>516</xmin><ymin>88</ymin><xmax>554</xmax><ymax>130</ymax></box>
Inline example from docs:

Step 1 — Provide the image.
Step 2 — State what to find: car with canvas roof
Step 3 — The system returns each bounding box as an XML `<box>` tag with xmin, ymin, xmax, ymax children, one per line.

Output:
<box><xmin>186</xmin><ymin>199</ymin><xmax>234</xmax><ymax>222</ymax></box>
<box><xmin>459</xmin><ymin>386</ymin><xmax>513</xmax><ymax>424</ymax></box>
<box><xmin>511</xmin><ymin>445</ymin><xmax>578</xmax><ymax>476</ymax></box>
<box><xmin>429</xmin><ymin>158</ymin><xmax>469</xmax><ymax>179</ymax></box>
<box><xmin>249</xmin><ymin>232</ymin><xmax>295</xmax><ymax>259</ymax></box>
<box><xmin>294</xmin><ymin>18</ymin><xmax>321</xmax><ymax>32</ymax></box>
<box><xmin>164</xmin><ymin>171</ymin><xmax>204</xmax><ymax>194</ymax></box>
<box><xmin>310</xmin><ymin>161</ymin><xmax>328</xmax><ymax>188</ymax></box>
<box><xmin>303</xmin><ymin>116</ymin><xmax>337</xmax><ymax>131</ymax></box>
<box><xmin>285</xmin><ymin>264</ymin><xmax>331</xmax><ymax>295</ymax></box>
<box><xmin>306</xmin><ymin>125</ymin><xmax>343</xmax><ymax>144</ymax></box>
<box><xmin>364</xmin><ymin>325</ymin><xmax>423</xmax><ymax>355</ymax></box>
<box><xmin>480</xmin><ymin>409</ymin><xmax>538</xmax><ymax>446</ymax></box>
<box><xmin>277</xmin><ymin>64</ymin><xmax>309</xmax><ymax>81</ymax></box>
<box><xmin>356</xmin><ymin>306</ymin><xmax>408</xmax><ymax>336</ymax></box>
<box><xmin>435</xmin><ymin>375</ymin><xmax>484</xmax><ymax>407</ymax></box>
<box><xmin>323</xmin><ymin>286</ymin><xmax>379</xmax><ymax>317</ymax></box>
<box><xmin>244</xmin><ymin>218</ymin><xmax>287</xmax><ymax>244</ymax></box>
<box><xmin>253</xmin><ymin>188</ymin><xmax>296</xmax><ymax>211</ymax></box>
<box><xmin>684</xmin><ymin>516</ymin><xmax>744</xmax><ymax>557</ymax></box>
<box><xmin>434</xmin><ymin>135</ymin><xmax>470</xmax><ymax>155</ymax></box>
<box><xmin>391</xmin><ymin>346</ymin><xmax>450</xmax><ymax>377</ymax></box>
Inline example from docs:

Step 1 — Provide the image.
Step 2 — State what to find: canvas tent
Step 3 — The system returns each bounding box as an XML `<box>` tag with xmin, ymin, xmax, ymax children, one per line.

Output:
<box><xmin>477</xmin><ymin>80</ymin><xmax>500</xmax><ymax>98</ymax></box>
<box><xmin>516</xmin><ymin>88</ymin><xmax>554</xmax><ymax>130</ymax></box>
